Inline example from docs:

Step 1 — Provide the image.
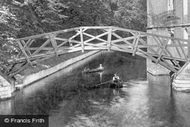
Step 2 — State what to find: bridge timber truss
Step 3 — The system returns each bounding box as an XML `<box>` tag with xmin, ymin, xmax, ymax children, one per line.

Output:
<box><xmin>3</xmin><ymin>26</ymin><xmax>190</xmax><ymax>78</ymax></box>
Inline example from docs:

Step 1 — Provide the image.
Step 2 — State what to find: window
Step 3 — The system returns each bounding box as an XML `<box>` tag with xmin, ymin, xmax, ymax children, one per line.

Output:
<box><xmin>183</xmin><ymin>0</ymin><xmax>188</xmax><ymax>16</ymax></box>
<box><xmin>168</xmin><ymin>0</ymin><xmax>174</xmax><ymax>11</ymax></box>
<box><xmin>183</xmin><ymin>0</ymin><xmax>188</xmax><ymax>39</ymax></box>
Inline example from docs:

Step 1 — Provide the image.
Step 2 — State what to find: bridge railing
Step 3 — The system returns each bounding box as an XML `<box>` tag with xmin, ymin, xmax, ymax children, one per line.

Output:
<box><xmin>5</xmin><ymin>26</ymin><xmax>190</xmax><ymax>76</ymax></box>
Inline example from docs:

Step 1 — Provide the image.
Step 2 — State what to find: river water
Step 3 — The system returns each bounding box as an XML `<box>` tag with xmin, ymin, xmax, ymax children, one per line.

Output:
<box><xmin>0</xmin><ymin>52</ymin><xmax>190</xmax><ymax>127</ymax></box>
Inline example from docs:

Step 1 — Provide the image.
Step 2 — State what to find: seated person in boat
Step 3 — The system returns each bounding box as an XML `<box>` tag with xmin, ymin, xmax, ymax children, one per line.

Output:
<box><xmin>112</xmin><ymin>74</ymin><xmax>120</xmax><ymax>83</ymax></box>
<box><xmin>84</xmin><ymin>67</ymin><xmax>90</xmax><ymax>72</ymax></box>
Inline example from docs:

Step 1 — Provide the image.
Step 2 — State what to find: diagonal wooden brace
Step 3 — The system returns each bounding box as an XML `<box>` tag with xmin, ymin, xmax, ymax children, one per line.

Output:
<box><xmin>17</xmin><ymin>40</ymin><xmax>33</xmax><ymax>66</ymax></box>
<box><xmin>156</xmin><ymin>39</ymin><xmax>168</xmax><ymax>64</ymax></box>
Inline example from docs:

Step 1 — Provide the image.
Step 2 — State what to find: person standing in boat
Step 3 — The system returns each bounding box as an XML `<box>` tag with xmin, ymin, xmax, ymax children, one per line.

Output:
<box><xmin>113</xmin><ymin>73</ymin><xmax>120</xmax><ymax>83</ymax></box>
<box><xmin>99</xmin><ymin>64</ymin><xmax>103</xmax><ymax>69</ymax></box>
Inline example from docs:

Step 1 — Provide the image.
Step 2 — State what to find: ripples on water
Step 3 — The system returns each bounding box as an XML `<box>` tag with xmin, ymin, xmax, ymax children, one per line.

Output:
<box><xmin>0</xmin><ymin>52</ymin><xmax>190</xmax><ymax>127</ymax></box>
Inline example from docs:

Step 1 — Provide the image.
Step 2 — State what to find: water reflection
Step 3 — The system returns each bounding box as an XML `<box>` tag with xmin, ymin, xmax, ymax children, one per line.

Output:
<box><xmin>0</xmin><ymin>52</ymin><xmax>190</xmax><ymax>127</ymax></box>
<box><xmin>147</xmin><ymin>73</ymin><xmax>190</xmax><ymax>127</ymax></box>
<box><xmin>0</xmin><ymin>100</ymin><xmax>13</xmax><ymax>115</ymax></box>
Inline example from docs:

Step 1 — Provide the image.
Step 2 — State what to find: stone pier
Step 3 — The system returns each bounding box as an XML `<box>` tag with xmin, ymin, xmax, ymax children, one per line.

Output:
<box><xmin>0</xmin><ymin>76</ymin><xmax>15</xmax><ymax>100</ymax></box>
<box><xmin>172</xmin><ymin>61</ymin><xmax>190</xmax><ymax>92</ymax></box>
<box><xmin>147</xmin><ymin>59</ymin><xmax>170</xmax><ymax>76</ymax></box>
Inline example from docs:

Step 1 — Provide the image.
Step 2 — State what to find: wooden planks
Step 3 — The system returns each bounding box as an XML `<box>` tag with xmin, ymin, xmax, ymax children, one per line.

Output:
<box><xmin>4</xmin><ymin>26</ymin><xmax>189</xmax><ymax>77</ymax></box>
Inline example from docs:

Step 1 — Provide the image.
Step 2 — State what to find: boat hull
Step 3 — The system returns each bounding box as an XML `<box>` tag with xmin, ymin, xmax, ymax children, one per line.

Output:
<box><xmin>84</xmin><ymin>81</ymin><xmax>123</xmax><ymax>90</ymax></box>
<box><xmin>82</xmin><ymin>68</ymin><xmax>103</xmax><ymax>74</ymax></box>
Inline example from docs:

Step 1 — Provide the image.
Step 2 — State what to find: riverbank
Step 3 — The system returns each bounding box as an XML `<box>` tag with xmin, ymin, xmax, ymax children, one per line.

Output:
<box><xmin>15</xmin><ymin>50</ymin><xmax>101</xmax><ymax>88</ymax></box>
<box><xmin>0</xmin><ymin>50</ymin><xmax>101</xmax><ymax>100</ymax></box>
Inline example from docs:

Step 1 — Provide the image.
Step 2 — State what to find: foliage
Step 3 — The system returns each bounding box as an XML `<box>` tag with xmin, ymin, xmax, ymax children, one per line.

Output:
<box><xmin>105</xmin><ymin>0</ymin><xmax>147</xmax><ymax>31</ymax></box>
<box><xmin>1</xmin><ymin>0</ymin><xmax>146</xmax><ymax>38</ymax></box>
<box><xmin>0</xmin><ymin>0</ymin><xmax>147</xmax><ymax>74</ymax></box>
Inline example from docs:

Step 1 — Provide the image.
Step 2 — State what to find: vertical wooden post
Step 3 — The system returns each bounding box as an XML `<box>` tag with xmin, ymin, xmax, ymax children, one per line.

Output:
<box><xmin>17</xmin><ymin>40</ymin><xmax>33</xmax><ymax>66</ymax></box>
<box><xmin>80</xmin><ymin>28</ymin><xmax>84</xmax><ymax>52</ymax></box>
<box><xmin>69</xmin><ymin>39</ymin><xmax>72</xmax><ymax>46</ymax></box>
<box><xmin>188</xmin><ymin>40</ymin><xmax>190</xmax><ymax>60</ymax></box>
<box><xmin>49</xmin><ymin>34</ymin><xmax>58</xmax><ymax>56</ymax></box>
<box><xmin>107</xmin><ymin>27</ymin><xmax>112</xmax><ymax>51</ymax></box>
<box><xmin>132</xmin><ymin>33</ymin><xmax>140</xmax><ymax>56</ymax></box>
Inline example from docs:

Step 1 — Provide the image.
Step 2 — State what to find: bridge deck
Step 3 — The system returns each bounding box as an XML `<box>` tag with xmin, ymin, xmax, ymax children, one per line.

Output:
<box><xmin>2</xmin><ymin>26</ymin><xmax>190</xmax><ymax>78</ymax></box>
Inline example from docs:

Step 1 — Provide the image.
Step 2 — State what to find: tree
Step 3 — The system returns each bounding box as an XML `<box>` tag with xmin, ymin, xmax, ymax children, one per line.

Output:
<box><xmin>0</xmin><ymin>0</ymin><xmax>147</xmax><ymax>74</ymax></box>
<box><xmin>1</xmin><ymin>0</ymin><xmax>147</xmax><ymax>38</ymax></box>
<box><xmin>103</xmin><ymin>0</ymin><xmax>147</xmax><ymax>31</ymax></box>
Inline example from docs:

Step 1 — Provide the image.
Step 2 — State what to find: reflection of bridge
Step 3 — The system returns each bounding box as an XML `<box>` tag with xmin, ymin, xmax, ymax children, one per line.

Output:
<box><xmin>5</xmin><ymin>26</ymin><xmax>190</xmax><ymax>78</ymax></box>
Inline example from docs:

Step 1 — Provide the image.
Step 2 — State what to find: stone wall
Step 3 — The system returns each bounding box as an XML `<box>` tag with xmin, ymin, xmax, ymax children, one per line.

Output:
<box><xmin>0</xmin><ymin>76</ymin><xmax>15</xmax><ymax>100</ymax></box>
<box><xmin>172</xmin><ymin>62</ymin><xmax>190</xmax><ymax>91</ymax></box>
<box><xmin>15</xmin><ymin>50</ymin><xmax>100</xmax><ymax>89</ymax></box>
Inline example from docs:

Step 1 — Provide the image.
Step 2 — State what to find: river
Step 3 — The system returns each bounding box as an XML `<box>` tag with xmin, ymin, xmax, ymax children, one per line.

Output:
<box><xmin>0</xmin><ymin>51</ymin><xmax>190</xmax><ymax>127</ymax></box>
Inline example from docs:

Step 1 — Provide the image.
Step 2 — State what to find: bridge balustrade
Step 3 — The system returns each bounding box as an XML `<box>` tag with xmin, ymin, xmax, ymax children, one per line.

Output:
<box><xmin>2</xmin><ymin>26</ymin><xmax>190</xmax><ymax>77</ymax></box>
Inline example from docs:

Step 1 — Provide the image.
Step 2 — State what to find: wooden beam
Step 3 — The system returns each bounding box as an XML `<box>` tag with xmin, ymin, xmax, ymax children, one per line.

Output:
<box><xmin>15</xmin><ymin>27</ymin><xmax>79</xmax><ymax>41</ymax></box>
<box><xmin>170</xmin><ymin>59</ymin><xmax>181</xmax><ymax>68</ymax></box>
<box><xmin>49</xmin><ymin>34</ymin><xmax>58</xmax><ymax>56</ymax></box>
<box><xmin>132</xmin><ymin>33</ymin><xmax>140</xmax><ymax>56</ymax></box>
<box><xmin>151</xmin><ymin>54</ymin><xmax>187</xmax><ymax>62</ymax></box>
<box><xmin>83</xmin><ymin>42</ymin><xmax>107</xmax><ymax>47</ymax></box>
<box><xmin>152</xmin><ymin>36</ymin><xmax>162</xmax><ymax>54</ymax></box>
<box><xmin>154</xmin><ymin>36</ymin><xmax>173</xmax><ymax>57</ymax></box>
<box><xmin>9</xmin><ymin>62</ymin><xmax>29</xmax><ymax>77</ymax></box>
<box><xmin>83</xmin><ymin>32</ymin><xmax>108</xmax><ymax>44</ymax></box>
<box><xmin>188</xmin><ymin>39</ymin><xmax>190</xmax><ymax>60</ymax></box>
<box><xmin>113</xmin><ymin>26</ymin><xmax>190</xmax><ymax>42</ymax></box>
<box><xmin>111</xmin><ymin>33</ymin><xmax>133</xmax><ymax>45</ymax></box>
<box><xmin>13</xmin><ymin>26</ymin><xmax>190</xmax><ymax>74</ymax></box>
<box><xmin>107</xmin><ymin>27</ymin><xmax>112</xmax><ymax>51</ymax></box>
<box><xmin>80</xmin><ymin>28</ymin><xmax>84</xmax><ymax>52</ymax></box>
<box><xmin>138</xmin><ymin>37</ymin><xmax>158</xmax><ymax>54</ymax></box>
<box><xmin>169</xmin><ymin>38</ymin><xmax>182</xmax><ymax>58</ymax></box>
<box><xmin>175</xmin><ymin>40</ymin><xmax>187</xmax><ymax>59</ymax></box>
<box><xmin>69</xmin><ymin>43</ymin><xmax>81</xmax><ymax>49</ymax></box>
<box><xmin>21</xmin><ymin>40</ymin><xmax>32</xmax><ymax>56</ymax></box>
<box><xmin>69</xmin><ymin>32</ymin><xmax>80</xmax><ymax>40</ymax></box>
<box><xmin>161</xmin><ymin>58</ymin><xmax>180</xmax><ymax>70</ymax></box>
<box><xmin>138</xmin><ymin>50</ymin><xmax>177</xmax><ymax>72</ymax></box>
<box><xmin>147</xmin><ymin>23</ymin><xmax>190</xmax><ymax>29</ymax></box>
<box><xmin>28</xmin><ymin>47</ymin><xmax>53</xmax><ymax>50</ymax></box>
<box><xmin>111</xmin><ymin>46</ymin><xmax>176</xmax><ymax>72</ymax></box>
<box><xmin>54</xmin><ymin>37</ymin><xmax>69</xmax><ymax>48</ymax></box>
<box><xmin>155</xmin><ymin>38</ymin><xmax>170</xmax><ymax>64</ymax></box>
<box><xmin>174</xmin><ymin>61</ymin><xmax>189</xmax><ymax>78</ymax></box>
<box><xmin>32</xmin><ymin>39</ymin><xmax>51</xmax><ymax>56</ymax></box>
<box><xmin>111</xmin><ymin>46</ymin><xmax>134</xmax><ymax>54</ymax></box>
<box><xmin>17</xmin><ymin>41</ymin><xmax>33</xmax><ymax>66</ymax></box>
<box><xmin>17</xmin><ymin>39</ymin><xmax>34</xmax><ymax>57</ymax></box>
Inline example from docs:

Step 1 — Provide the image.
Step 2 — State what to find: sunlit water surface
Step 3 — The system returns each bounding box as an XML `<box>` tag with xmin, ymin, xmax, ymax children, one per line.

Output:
<box><xmin>0</xmin><ymin>52</ymin><xmax>190</xmax><ymax>127</ymax></box>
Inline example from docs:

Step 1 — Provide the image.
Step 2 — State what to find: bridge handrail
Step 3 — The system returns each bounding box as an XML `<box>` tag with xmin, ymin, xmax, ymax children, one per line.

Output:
<box><xmin>1</xmin><ymin>26</ymin><xmax>189</xmax><ymax>78</ymax></box>
<box><xmin>15</xmin><ymin>26</ymin><xmax>190</xmax><ymax>43</ymax></box>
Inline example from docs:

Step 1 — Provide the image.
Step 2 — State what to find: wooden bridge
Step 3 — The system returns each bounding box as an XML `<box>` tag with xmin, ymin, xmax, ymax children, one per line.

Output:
<box><xmin>3</xmin><ymin>26</ymin><xmax>190</xmax><ymax>78</ymax></box>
